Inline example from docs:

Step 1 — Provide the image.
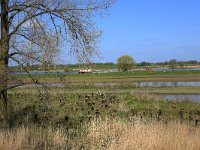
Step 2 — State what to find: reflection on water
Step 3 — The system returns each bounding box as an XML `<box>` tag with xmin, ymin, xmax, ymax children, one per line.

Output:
<box><xmin>15</xmin><ymin>67</ymin><xmax>200</xmax><ymax>74</ymax></box>
<box><xmin>154</xmin><ymin>68</ymin><xmax>200</xmax><ymax>71</ymax></box>
<box><xmin>136</xmin><ymin>82</ymin><xmax>200</xmax><ymax>87</ymax></box>
<box><xmin>95</xmin><ymin>82</ymin><xmax>200</xmax><ymax>87</ymax></box>
<box><xmin>15</xmin><ymin>71</ymin><xmax>78</xmax><ymax>75</ymax></box>
<box><xmin>18</xmin><ymin>81</ymin><xmax>200</xmax><ymax>88</ymax></box>
<box><xmin>156</xmin><ymin>94</ymin><xmax>200</xmax><ymax>103</ymax></box>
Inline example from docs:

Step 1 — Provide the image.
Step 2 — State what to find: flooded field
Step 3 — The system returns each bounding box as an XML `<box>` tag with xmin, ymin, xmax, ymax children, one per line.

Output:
<box><xmin>17</xmin><ymin>81</ymin><xmax>200</xmax><ymax>88</ymax></box>
<box><xmin>94</xmin><ymin>81</ymin><xmax>200</xmax><ymax>87</ymax></box>
<box><xmin>154</xmin><ymin>68</ymin><xmax>200</xmax><ymax>71</ymax></box>
<box><xmin>136</xmin><ymin>81</ymin><xmax>200</xmax><ymax>87</ymax></box>
<box><xmin>157</xmin><ymin>94</ymin><xmax>200</xmax><ymax>103</ymax></box>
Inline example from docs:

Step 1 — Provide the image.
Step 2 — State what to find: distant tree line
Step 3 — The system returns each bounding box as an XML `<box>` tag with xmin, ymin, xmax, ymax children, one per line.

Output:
<box><xmin>137</xmin><ymin>59</ymin><xmax>200</xmax><ymax>67</ymax></box>
<box><xmin>10</xmin><ymin>59</ymin><xmax>200</xmax><ymax>72</ymax></box>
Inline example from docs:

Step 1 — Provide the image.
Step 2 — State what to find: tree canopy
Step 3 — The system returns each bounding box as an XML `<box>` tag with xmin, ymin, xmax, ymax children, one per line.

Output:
<box><xmin>0</xmin><ymin>0</ymin><xmax>115</xmax><ymax>107</ymax></box>
<box><xmin>117</xmin><ymin>55</ymin><xmax>135</xmax><ymax>72</ymax></box>
<box><xmin>169</xmin><ymin>59</ymin><xmax>177</xmax><ymax>69</ymax></box>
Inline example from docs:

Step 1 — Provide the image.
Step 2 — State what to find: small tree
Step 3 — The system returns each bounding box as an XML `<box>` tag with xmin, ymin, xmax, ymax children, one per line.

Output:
<box><xmin>117</xmin><ymin>55</ymin><xmax>135</xmax><ymax>72</ymax></box>
<box><xmin>169</xmin><ymin>59</ymin><xmax>177</xmax><ymax>69</ymax></box>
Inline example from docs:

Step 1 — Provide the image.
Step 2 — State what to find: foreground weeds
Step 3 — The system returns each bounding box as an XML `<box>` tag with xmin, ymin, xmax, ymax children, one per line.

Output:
<box><xmin>0</xmin><ymin>118</ymin><xmax>200</xmax><ymax>150</ymax></box>
<box><xmin>0</xmin><ymin>126</ymin><xmax>67</xmax><ymax>150</ymax></box>
<box><xmin>1</xmin><ymin>92</ymin><xmax>200</xmax><ymax>149</ymax></box>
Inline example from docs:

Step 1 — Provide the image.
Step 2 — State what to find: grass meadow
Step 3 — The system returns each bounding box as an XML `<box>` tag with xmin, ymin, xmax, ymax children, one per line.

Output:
<box><xmin>1</xmin><ymin>70</ymin><xmax>200</xmax><ymax>149</ymax></box>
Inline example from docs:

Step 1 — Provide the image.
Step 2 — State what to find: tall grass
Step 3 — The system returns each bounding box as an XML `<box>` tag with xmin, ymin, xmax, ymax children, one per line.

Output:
<box><xmin>1</xmin><ymin>118</ymin><xmax>200</xmax><ymax>150</ymax></box>
<box><xmin>89</xmin><ymin>118</ymin><xmax>200</xmax><ymax>150</ymax></box>
<box><xmin>0</xmin><ymin>126</ymin><xmax>67</xmax><ymax>150</ymax></box>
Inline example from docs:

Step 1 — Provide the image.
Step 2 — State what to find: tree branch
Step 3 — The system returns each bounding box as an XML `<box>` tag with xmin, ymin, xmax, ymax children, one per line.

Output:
<box><xmin>9</xmin><ymin>56</ymin><xmax>45</xmax><ymax>95</ymax></box>
<box><xmin>9</xmin><ymin>11</ymin><xmax>46</xmax><ymax>37</ymax></box>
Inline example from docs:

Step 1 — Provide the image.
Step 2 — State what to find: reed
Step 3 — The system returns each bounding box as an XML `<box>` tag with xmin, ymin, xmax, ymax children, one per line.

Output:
<box><xmin>1</xmin><ymin>118</ymin><xmax>200</xmax><ymax>150</ymax></box>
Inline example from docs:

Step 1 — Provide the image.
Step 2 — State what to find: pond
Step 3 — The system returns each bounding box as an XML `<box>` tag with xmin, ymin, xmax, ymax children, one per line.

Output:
<box><xmin>94</xmin><ymin>81</ymin><xmax>200</xmax><ymax>87</ymax></box>
<box><xmin>16</xmin><ymin>81</ymin><xmax>200</xmax><ymax>89</ymax></box>
<box><xmin>136</xmin><ymin>81</ymin><xmax>200</xmax><ymax>87</ymax></box>
<box><xmin>154</xmin><ymin>67</ymin><xmax>200</xmax><ymax>71</ymax></box>
<box><xmin>155</xmin><ymin>94</ymin><xmax>200</xmax><ymax>103</ymax></box>
<box><xmin>15</xmin><ymin>71</ymin><xmax>78</xmax><ymax>75</ymax></box>
<box><xmin>14</xmin><ymin>67</ymin><xmax>200</xmax><ymax>74</ymax></box>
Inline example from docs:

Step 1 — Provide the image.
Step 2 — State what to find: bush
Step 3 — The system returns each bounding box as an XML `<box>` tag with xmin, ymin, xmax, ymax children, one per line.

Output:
<box><xmin>117</xmin><ymin>55</ymin><xmax>135</xmax><ymax>71</ymax></box>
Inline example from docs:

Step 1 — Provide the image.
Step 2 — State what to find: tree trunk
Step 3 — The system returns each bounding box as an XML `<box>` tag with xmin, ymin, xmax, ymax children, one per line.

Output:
<box><xmin>0</xmin><ymin>0</ymin><xmax>9</xmax><ymax>109</ymax></box>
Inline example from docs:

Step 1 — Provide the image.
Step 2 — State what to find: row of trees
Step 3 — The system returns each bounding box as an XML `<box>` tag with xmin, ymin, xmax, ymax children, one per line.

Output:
<box><xmin>9</xmin><ymin>56</ymin><xmax>199</xmax><ymax>72</ymax></box>
<box><xmin>156</xmin><ymin>59</ymin><xmax>200</xmax><ymax>68</ymax></box>
<box><xmin>117</xmin><ymin>56</ymin><xmax>200</xmax><ymax>71</ymax></box>
<box><xmin>138</xmin><ymin>59</ymin><xmax>200</xmax><ymax>68</ymax></box>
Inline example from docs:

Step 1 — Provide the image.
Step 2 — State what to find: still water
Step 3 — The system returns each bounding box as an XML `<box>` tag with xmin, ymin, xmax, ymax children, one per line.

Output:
<box><xmin>136</xmin><ymin>81</ymin><xmax>200</xmax><ymax>87</ymax></box>
<box><xmin>154</xmin><ymin>68</ymin><xmax>200</xmax><ymax>71</ymax></box>
<box><xmin>94</xmin><ymin>82</ymin><xmax>200</xmax><ymax>87</ymax></box>
<box><xmin>14</xmin><ymin>67</ymin><xmax>200</xmax><ymax>74</ymax></box>
<box><xmin>15</xmin><ymin>71</ymin><xmax>78</xmax><ymax>75</ymax></box>
<box><xmin>156</xmin><ymin>94</ymin><xmax>200</xmax><ymax>103</ymax></box>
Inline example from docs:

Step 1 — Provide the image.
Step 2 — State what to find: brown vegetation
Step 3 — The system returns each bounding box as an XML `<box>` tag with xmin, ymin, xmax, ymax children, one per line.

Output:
<box><xmin>1</xmin><ymin>118</ymin><xmax>200</xmax><ymax>150</ymax></box>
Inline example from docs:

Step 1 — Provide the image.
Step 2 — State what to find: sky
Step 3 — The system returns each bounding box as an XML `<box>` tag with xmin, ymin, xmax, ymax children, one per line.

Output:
<box><xmin>7</xmin><ymin>0</ymin><xmax>200</xmax><ymax>65</ymax></box>
<box><xmin>87</xmin><ymin>0</ymin><xmax>200</xmax><ymax>63</ymax></box>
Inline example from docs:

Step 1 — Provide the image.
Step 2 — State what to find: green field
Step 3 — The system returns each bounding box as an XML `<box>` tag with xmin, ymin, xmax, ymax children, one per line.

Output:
<box><xmin>2</xmin><ymin>91</ymin><xmax>200</xmax><ymax>149</ymax></box>
<box><xmin>2</xmin><ymin>92</ymin><xmax>200</xmax><ymax>128</ymax></box>
<box><xmin>14</xmin><ymin>70</ymin><xmax>200</xmax><ymax>83</ymax></box>
<box><xmin>10</xmin><ymin>70</ymin><xmax>200</xmax><ymax>95</ymax></box>
<box><xmin>1</xmin><ymin>69</ymin><xmax>200</xmax><ymax>149</ymax></box>
<box><xmin>3</xmin><ymin>70</ymin><xmax>200</xmax><ymax>126</ymax></box>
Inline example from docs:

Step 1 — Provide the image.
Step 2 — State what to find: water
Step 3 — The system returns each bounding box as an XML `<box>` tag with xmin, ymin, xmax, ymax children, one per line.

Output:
<box><xmin>94</xmin><ymin>81</ymin><xmax>200</xmax><ymax>87</ymax></box>
<box><xmin>156</xmin><ymin>94</ymin><xmax>200</xmax><ymax>103</ymax></box>
<box><xmin>14</xmin><ymin>67</ymin><xmax>200</xmax><ymax>74</ymax></box>
<box><xmin>136</xmin><ymin>81</ymin><xmax>200</xmax><ymax>87</ymax></box>
<box><xmin>16</xmin><ymin>81</ymin><xmax>200</xmax><ymax>89</ymax></box>
<box><xmin>154</xmin><ymin>68</ymin><xmax>200</xmax><ymax>71</ymax></box>
<box><xmin>15</xmin><ymin>71</ymin><xmax>78</xmax><ymax>75</ymax></box>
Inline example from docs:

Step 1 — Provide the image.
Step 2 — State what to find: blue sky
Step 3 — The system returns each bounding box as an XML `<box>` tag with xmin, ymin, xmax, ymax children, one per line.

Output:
<box><xmin>91</xmin><ymin>0</ymin><xmax>200</xmax><ymax>63</ymax></box>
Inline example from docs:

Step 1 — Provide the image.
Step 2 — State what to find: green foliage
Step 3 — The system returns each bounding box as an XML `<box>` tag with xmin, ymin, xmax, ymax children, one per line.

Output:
<box><xmin>169</xmin><ymin>59</ymin><xmax>177</xmax><ymax>69</ymax></box>
<box><xmin>64</xmin><ymin>66</ymin><xmax>73</xmax><ymax>72</ymax></box>
<box><xmin>138</xmin><ymin>61</ymin><xmax>151</xmax><ymax>67</ymax></box>
<box><xmin>117</xmin><ymin>55</ymin><xmax>135</xmax><ymax>71</ymax></box>
<box><xmin>2</xmin><ymin>92</ymin><xmax>200</xmax><ymax>129</ymax></box>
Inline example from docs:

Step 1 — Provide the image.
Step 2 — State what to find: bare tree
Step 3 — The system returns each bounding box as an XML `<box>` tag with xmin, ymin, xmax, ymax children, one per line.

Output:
<box><xmin>0</xmin><ymin>0</ymin><xmax>115</xmax><ymax>106</ymax></box>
